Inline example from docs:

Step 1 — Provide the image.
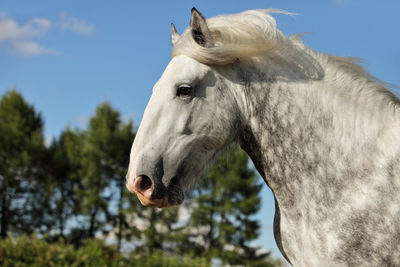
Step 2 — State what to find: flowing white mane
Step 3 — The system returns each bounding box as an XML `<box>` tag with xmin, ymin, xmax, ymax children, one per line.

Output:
<box><xmin>172</xmin><ymin>9</ymin><xmax>291</xmax><ymax>65</ymax></box>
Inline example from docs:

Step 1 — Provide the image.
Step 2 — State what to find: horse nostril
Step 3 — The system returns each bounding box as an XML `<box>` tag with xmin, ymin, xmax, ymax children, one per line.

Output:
<box><xmin>139</xmin><ymin>175</ymin><xmax>152</xmax><ymax>191</ymax></box>
<box><xmin>133</xmin><ymin>175</ymin><xmax>153</xmax><ymax>198</ymax></box>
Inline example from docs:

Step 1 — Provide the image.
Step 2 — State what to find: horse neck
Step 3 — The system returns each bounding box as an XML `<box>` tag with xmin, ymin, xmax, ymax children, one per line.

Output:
<box><xmin>235</xmin><ymin>54</ymin><xmax>400</xmax><ymax>202</ymax></box>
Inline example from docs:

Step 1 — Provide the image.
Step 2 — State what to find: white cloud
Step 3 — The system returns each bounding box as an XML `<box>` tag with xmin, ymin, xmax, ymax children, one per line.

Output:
<box><xmin>0</xmin><ymin>14</ymin><xmax>55</xmax><ymax>56</ymax></box>
<box><xmin>11</xmin><ymin>40</ymin><xmax>58</xmax><ymax>56</ymax></box>
<box><xmin>0</xmin><ymin>13</ymin><xmax>94</xmax><ymax>56</ymax></box>
<box><xmin>0</xmin><ymin>16</ymin><xmax>51</xmax><ymax>42</ymax></box>
<box><xmin>58</xmin><ymin>12</ymin><xmax>94</xmax><ymax>35</ymax></box>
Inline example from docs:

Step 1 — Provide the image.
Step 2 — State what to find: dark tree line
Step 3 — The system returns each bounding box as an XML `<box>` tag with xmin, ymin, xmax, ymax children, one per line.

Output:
<box><xmin>0</xmin><ymin>89</ymin><xmax>279</xmax><ymax>266</ymax></box>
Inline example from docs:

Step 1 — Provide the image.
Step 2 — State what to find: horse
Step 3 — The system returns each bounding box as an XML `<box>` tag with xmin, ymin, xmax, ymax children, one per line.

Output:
<box><xmin>126</xmin><ymin>8</ymin><xmax>400</xmax><ymax>266</ymax></box>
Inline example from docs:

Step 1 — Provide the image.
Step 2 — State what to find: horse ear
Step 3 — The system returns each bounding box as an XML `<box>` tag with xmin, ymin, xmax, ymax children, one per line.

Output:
<box><xmin>190</xmin><ymin>7</ymin><xmax>213</xmax><ymax>47</ymax></box>
<box><xmin>171</xmin><ymin>23</ymin><xmax>180</xmax><ymax>46</ymax></box>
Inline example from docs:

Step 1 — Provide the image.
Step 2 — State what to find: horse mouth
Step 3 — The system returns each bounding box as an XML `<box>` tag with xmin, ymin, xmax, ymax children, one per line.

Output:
<box><xmin>127</xmin><ymin>175</ymin><xmax>184</xmax><ymax>208</ymax></box>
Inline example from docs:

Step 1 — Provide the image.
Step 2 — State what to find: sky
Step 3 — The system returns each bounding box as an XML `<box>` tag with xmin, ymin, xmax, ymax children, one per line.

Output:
<box><xmin>1</xmin><ymin>0</ymin><xmax>399</xmax><ymax>260</ymax></box>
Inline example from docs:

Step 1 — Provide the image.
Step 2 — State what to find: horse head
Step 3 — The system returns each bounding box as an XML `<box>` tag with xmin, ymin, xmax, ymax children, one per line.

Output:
<box><xmin>126</xmin><ymin>9</ymin><xmax>239</xmax><ymax>207</ymax></box>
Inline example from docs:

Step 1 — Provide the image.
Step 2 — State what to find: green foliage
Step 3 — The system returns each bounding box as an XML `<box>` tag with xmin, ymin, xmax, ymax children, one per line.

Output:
<box><xmin>128</xmin><ymin>250</ymin><xmax>210</xmax><ymax>267</ymax></box>
<box><xmin>0</xmin><ymin>89</ymin><xmax>47</xmax><ymax>237</ymax></box>
<box><xmin>0</xmin><ymin>235</ymin><xmax>124</xmax><ymax>267</ymax></box>
<box><xmin>73</xmin><ymin>102</ymin><xmax>136</xmax><ymax>242</ymax></box>
<box><xmin>0</xmin><ymin>235</ymin><xmax>210</xmax><ymax>267</ymax></box>
<box><xmin>47</xmin><ymin>128</ymin><xmax>85</xmax><ymax>239</ymax></box>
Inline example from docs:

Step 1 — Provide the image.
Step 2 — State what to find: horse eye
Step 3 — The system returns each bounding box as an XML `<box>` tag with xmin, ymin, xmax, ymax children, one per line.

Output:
<box><xmin>177</xmin><ymin>85</ymin><xmax>192</xmax><ymax>96</ymax></box>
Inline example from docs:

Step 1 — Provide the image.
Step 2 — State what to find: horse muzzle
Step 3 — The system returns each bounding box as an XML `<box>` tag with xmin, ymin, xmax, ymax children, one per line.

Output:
<box><xmin>126</xmin><ymin>175</ymin><xmax>183</xmax><ymax>208</ymax></box>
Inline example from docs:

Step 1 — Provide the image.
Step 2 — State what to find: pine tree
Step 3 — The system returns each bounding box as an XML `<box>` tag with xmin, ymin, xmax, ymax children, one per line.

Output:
<box><xmin>77</xmin><ymin>102</ymin><xmax>120</xmax><ymax>238</ymax></box>
<box><xmin>76</xmin><ymin>102</ymin><xmax>137</xmax><ymax>247</ymax></box>
<box><xmin>0</xmin><ymin>90</ymin><xmax>46</xmax><ymax>237</ymax></box>
<box><xmin>108</xmin><ymin>118</ymin><xmax>135</xmax><ymax>251</ymax></box>
<box><xmin>47</xmin><ymin>128</ymin><xmax>85</xmax><ymax>239</ymax></box>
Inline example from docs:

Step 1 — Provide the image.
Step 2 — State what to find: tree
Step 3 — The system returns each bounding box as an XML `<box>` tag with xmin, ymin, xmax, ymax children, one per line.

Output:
<box><xmin>77</xmin><ymin>102</ymin><xmax>136</xmax><ymax>246</ymax></box>
<box><xmin>0</xmin><ymin>90</ymin><xmax>46</xmax><ymax>237</ymax></box>
<box><xmin>184</xmin><ymin>147</ymin><xmax>275</xmax><ymax>266</ymax></box>
<box><xmin>108</xmin><ymin>117</ymin><xmax>136</xmax><ymax>251</ymax></box>
<box><xmin>47</xmin><ymin>128</ymin><xmax>85</xmax><ymax>239</ymax></box>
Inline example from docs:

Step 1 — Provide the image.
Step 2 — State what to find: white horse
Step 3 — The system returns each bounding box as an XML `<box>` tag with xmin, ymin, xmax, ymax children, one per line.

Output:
<box><xmin>126</xmin><ymin>8</ymin><xmax>400</xmax><ymax>266</ymax></box>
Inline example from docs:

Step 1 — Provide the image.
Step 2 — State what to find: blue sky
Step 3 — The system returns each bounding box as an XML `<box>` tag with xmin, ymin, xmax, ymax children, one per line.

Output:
<box><xmin>1</xmin><ymin>0</ymin><xmax>399</xmax><ymax>260</ymax></box>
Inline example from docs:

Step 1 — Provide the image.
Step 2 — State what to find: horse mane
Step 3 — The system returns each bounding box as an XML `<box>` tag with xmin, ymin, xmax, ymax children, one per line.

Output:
<box><xmin>327</xmin><ymin>56</ymin><xmax>400</xmax><ymax>107</ymax></box>
<box><xmin>172</xmin><ymin>9</ymin><xmax>291</xmax><ymax>65</ymax></box>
